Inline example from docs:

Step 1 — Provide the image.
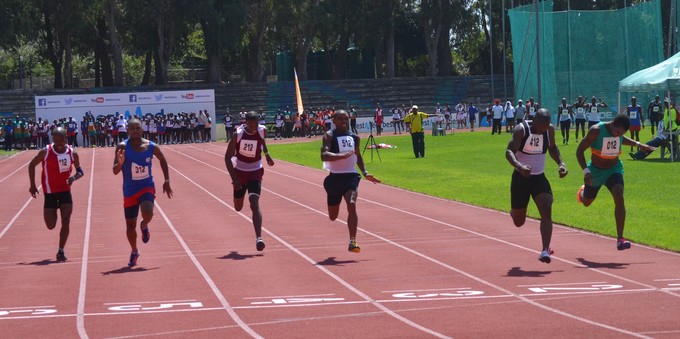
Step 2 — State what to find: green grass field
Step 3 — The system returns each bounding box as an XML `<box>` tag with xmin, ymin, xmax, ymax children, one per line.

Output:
<box><xmin>0</xmin><ymin>149</ymin><xmax>19</xmax><ymax>157</ymax></box>
<box><xmin>268</xmin><ymin>127</ymin><xmax>680</xmax><ymax>252</ymax></box>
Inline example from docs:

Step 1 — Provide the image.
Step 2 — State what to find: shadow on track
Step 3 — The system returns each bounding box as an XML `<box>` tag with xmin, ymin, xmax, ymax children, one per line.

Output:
<box><xmin>576</xmin><ymin>258</ymin><xmax>633</xmax><ymax>270</ymax></box>
<box><xmin>101</xmin><ymin>266</ymin><xmax>160</xmax><ymax>275</ymax></box>
<box><xmin>506</xmin><ymin>266</ymin><xmax>563</xmax><ymax>277</ymax></box>
<box><xmin>315</xmin><ymin>257</ymin><xmax>364</xmax><ymax>266</ymax></box>
<box><xmin>217</xmin><ymin>251</ymin><xmax>264</xmax><ymax>260</ymax></box>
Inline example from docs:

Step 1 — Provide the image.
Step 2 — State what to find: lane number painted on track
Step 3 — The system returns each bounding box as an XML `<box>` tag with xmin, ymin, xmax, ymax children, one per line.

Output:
<box><xmin>0</xmin><ymin>308</ymin><xmax>57</xmax><ymax>316</ymax></box>
<box><xmin>108</xmin><ymin>301</ymin><xmax>203</xmax><ymax>312</ymax></box>
<box><xmin>392</xmin><ymin>290</ymin><xmax>484</xmax><ymax>298</ymax></box>
<box><xmin>527</xmin><ymin>284</ymin><xmax>622</xmax><ymax>293</ymax></box>
<box><xmin>250</xmin><ymin>297</ymin><xmax>345</xmax><ymax>305</ymax></box>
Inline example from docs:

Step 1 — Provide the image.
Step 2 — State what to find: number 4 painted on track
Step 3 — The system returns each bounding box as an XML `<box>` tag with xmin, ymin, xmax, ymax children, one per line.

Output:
<box><xmin>108</xmin><ymin>302</ymin><xmax>203</xmax><ymax>311</ymax></box>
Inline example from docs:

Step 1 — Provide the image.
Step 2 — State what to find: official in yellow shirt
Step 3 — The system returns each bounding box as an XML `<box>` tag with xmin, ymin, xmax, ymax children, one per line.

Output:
<box><xmin>403</xmin><ymin>105</ymin><xmax>434</xmax><ymax>158</ymax></box>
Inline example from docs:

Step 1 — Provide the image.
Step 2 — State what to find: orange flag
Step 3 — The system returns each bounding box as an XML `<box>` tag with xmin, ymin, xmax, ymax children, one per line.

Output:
<box><xmin>294</xmin><ymin>68</ymin><xmax>304</xmax><ymax>116</ymax></box>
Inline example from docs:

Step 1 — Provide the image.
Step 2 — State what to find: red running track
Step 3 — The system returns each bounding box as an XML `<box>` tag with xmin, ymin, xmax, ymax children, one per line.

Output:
<box><xmin>1</xmin><ymin>143</ymin><xmax>680</xmax><ymax>338</ymax></box>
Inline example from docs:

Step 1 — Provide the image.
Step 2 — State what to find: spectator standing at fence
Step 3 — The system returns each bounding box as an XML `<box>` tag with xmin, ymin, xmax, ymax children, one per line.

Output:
<box><xmin>525</xmin><ymin>97</ymin><xmax>539</xmax><ymax>120</ymax></box>
<box><xmin>492</xmin><ymin>99</ymin><xmax>504</xmax><ymax>135</ymax></box>
<box><xmin>224</xmin><ymin>111</ymin><xmax>235</xmax><ymax>141</ymax></box>
<box><xmin>648</xmin><ymin>95</ymin><xmax>663</xmax><ymax>137</ymax></box>
<box><xmin>572</xmin><ymin>96</ymin><xmax>587</xmax><ymax>142</ymax></box>
<box><xmin>468</xmin><ymin>104</ymin><xmax>478</xmax><ymax>132</ymax></box>
<box><xmin>504</xmin><ymin>101</ymin><xmax>515</xmax><ymax>133</ymax></box>
<box><xmin>515</xmin><ymin>100</ymin><xmax>525</xmax><ymax>125</ymax></box>
<box><xmin>626</xmin><ymin>97</ymin><xmax>644</xmax><ymax>152</ymax></box>
<box><xmin>374</xmin><ymin>104</ymin><xmax>384</xmax><ymax>136</ymax></box>
<box><xmin>587</xmin><ymin>96</ymin><xmax>607</xmax><ymax>128</ymax></box>
<box><xmin>558</xmin><ymin>98</ymin><xmax>573</xmax><ymax>145</ymax></box>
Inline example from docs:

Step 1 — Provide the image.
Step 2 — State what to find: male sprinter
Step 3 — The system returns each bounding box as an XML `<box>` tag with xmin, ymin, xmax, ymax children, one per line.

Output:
<box><xmin>506</xmin><ymin>109</ymin><xmax>567</xmax><ymax>263</ymax></box>
<box><xmin>321</xmin><ymin>110</ymin><xmax>380</xmax><ymax>252</ymax></box>
<box><xmin>113</xmin><ymin>118</ymin><xmax>173</xmax><ymax>267</ymax></box>
<box><xmin>576</xmin><ymin>114</ymin><xmax>655</xmax><ymax>250</ymax></box>
<box><xmin>224</xmin><ymin>112</ymin><xmax>274</xmax><ymax>251</ymax></box>
<box><xmin>28</xmin><ymin>127</ymin><xmax>84</xmax><ymax>261</ymax></box>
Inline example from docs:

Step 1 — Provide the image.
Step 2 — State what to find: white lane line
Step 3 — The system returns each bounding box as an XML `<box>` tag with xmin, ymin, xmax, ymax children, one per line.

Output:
<box><xmin>168</xmin><ymin>148</ymin><xmax>650</xmax><ymax>339</ymax></box>
<box><xmin>154</xmin><ymin>201</ymin><xmax>262</xmax><ymax>339</ymax></box>
<box><xmin>166</xmin><ymin>161</ymin><xmax>451</xmax><ymax>339</ymax></box>
<box><xmin>243</xmin><ymin>293</ymin><xmax>336</xmax><ymax>300</ymax></box>
<box><xmin>263</xmin><ymin>165</ymin><xmax>680</xmax><ymax>298</ymax></box>
<box><xmin>516</xmin><ymin>281</ymin><xmax>607</xmax><ymax>287</ymax></box>
<box><xmin>654</xmin><ymin>278</ymin><xmax>680</xmax><ymax>282</ymax></box>
<box><xmin>189</xmin><ymin>145</ymin><xmax>680</xmax><ymax>297</ymax></box>
<box><xmin>0</xmin><ymin>162</ymin><xmax>28</xmax><ymax>184</ymax></box>
<box><xmin>77</xmin><ymin>148</ymin><xmax>96</xmax><ymax>339</ymax></box>
<box><xmin>103</xmin><ymin>299</ymin><xmax>198</xmax><ymax>305</ymax></box>
<box><xmin>0</xmin><ymin>188</ymin><xmax>41</xmax><ymax>240</ymax></box>
<box><xmin>0</xmin><ymin>305</ymin><xmax>56</xmax><ymax>309</ymax></box>
<box><xmin>381</xmin><ymin>288</ymin><xmax>472</xmax><ymax>293</ymax></box>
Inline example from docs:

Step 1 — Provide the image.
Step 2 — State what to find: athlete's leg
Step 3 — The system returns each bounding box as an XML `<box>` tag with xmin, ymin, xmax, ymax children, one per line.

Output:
<box><xmin>58</xmin><ymin>203</ymin><xmax>73</xmax><ymax>249</ymax></box>
<box><xmin>139</xmin><ymin>200</ymin><xmax>154</xmax><ymax>231</ymax></box>
<box><xmin>248</xmin><ymin>193</ymin><xmax>262</xmax><ymax>238</ymax></box>
<box><xmin>343</xmin><ymin>190</ymin><xmax>359</xmax><ymax>240</ymax></box>
<box><xmin>510</xmin><ymin>208</ymin><xmax>527</xmax><ymax>227</ymax></box>
<box><xmin>534</xmin><ymin>192</ymin><xmax>553</xmax><ymax>251</ymax></box>
<box><xmin>125</xmin><ymin>217</ymin><xmax>138</xmax><ymax>252</ymax></box>
<box><xmin>44</xmin><ymin>208</ymin><xmax>58</xmax><ymax>230</ymax></box>
<box><xmin>609</xmin><ymin>183</ymin><xmax>626</xmax><ymax>239</ymax></box>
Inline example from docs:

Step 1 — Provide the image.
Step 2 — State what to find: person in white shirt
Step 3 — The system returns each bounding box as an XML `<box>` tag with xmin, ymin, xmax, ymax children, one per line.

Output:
<box><xmin>492</xmin><ymin>99</ymin><xmax>504</xmax><ymax>135</ymax></box>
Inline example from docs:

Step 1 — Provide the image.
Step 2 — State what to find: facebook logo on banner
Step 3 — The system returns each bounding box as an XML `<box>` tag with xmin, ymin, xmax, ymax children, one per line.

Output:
<box><xmin>129</xmin><ymin>94</ymin><xmax>137</xmax><ymax>102</ymax></box>
<box><xmin>38</xmin><ymin>98</ymin><xmax>46</xmax><ymax>107</ymax></box>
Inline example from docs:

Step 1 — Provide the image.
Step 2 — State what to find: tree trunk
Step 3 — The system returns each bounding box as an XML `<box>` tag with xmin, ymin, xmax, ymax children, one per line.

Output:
<box><xmin>62</xmin><ymin>35</ymin><xmax>73</xmax><ymax>88</ymax></box>
<box><xmin>155</xmin><ymin>14</ymin><xmax>168</xmax><ymax>85</ymax></box>
<box><xmin>94</xmin><ymin>42</ymin><xmax>101</xmax><ymax>87</ymax></box>
<box><xmin>245</xmin><ymin>17</ymin><xmax>266</xmax><ymax>82</ymax></box>
<box><xmin>43</xmin><ymin>12</ymin><xmax>63</xmax><ymax>89</ymax></box>
<box><xmin>437</xmin><ymin>0</ymin><xmax>453</xmax><ymax>76</ymax></box>
<box><xmin>385</xmin><ymin>0</ymin><xmax>397</xmax><ymax>78</ymax></box>
<box><xmin>97</xmin><ymin>18</ymin><xmax>114</xmax><ymax>87</ymax></box>
<box><xmin>106</xmin><ymin>0</ymin><xmax>124</xmax><ymax>86</ymax></box>
<box><xmin>205</xmin><ymin>53</ymin><xmax>222</xmax><ymax>83</ymax></box>
<box><xmin>141</xmin><ymin>50</ymin><xmax>152</xmax><ymax>85</ymax></box>
<box><xmin>423</xmin><ymin>0</ymin><xmax>443</xmax><ymax>77</ymax></box>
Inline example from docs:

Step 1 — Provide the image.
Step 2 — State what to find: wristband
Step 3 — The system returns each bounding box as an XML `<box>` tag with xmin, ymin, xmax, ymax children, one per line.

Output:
<box><xmin>362</xmin><ymin>171</ymin><xmax>369</xmax><ymax>176</ymax></box>
<box><xmin>164</xmin><ymin>179</ymin><xmax>170</xmax><ymax>184</ymax></box>
<box><xmin>582</xmin><ymin>168</ymin><xmax>591</xmax><ymax>175</ymax></box>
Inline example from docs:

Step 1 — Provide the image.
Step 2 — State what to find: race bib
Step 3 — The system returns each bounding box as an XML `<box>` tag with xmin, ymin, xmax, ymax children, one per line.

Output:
<box><xmin>338</xmin><ymin>136</ymin><xmax>354</xmax><ymax>152</ymax></box>
<box><xmin>529</xmin><ymin>107</ymin><xmax>535</xmax><ymax>113</ymax></box>
<box><xmin>653</xmin><ymin>106</ymin><xmax>660</xmax><ymax>112</ymax></box>
<box><xmin>57</xmin><ymin>153</ymin><xmax>71</xmax><ymax>173</ymax></box>
<box><xmin>131</xmin><ymin>162</ymin><xmax>149</xmax><ymax>180</ymax></box>
<box><xmin>239</xmin><ymin>139</ymin><xmax>258</xmax><ymax>158</ymax></box>
<box><xmin>522</xmin><ymin>134</ymin><xmax>544</xmax><ymax>154</ymax></box>
<box><xmin>630</xmin><ymin>111</ymin><xmax>638</xmax><ymax>119</ymax></box>
<box><xmin>601</xmin><ymin>137</ymin><xmax>620</xmax><ymax>157</ymax></box>
<box><xmin>591</xmin><ymin>107</ymin><xmax>598</xmax><ymax>113</ymax></box>
<box><xmin>561</xmin><ymin>109</ymin><xmax>569</xmax><ymax>118</ymax></box>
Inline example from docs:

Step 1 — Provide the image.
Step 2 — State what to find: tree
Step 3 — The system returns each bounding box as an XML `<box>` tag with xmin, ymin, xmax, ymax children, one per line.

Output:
<box><xmin>276</xmin><ymin>0</ymin><xmax>321</xmax><ymax>81</ymax></box>
<box><xmin>243</xmin><ymin>0</ymin><xmax>274</xmax><ymax>82</ymax></box>
<box><xmin>105</xmin><ymin>0</ymin><xmax>124</xmax><ymax>86</ymax></box>
<box><xmin>421</xmin><ymin>0</ymin><xmax>443</xmax><ymax>76</ymax></box>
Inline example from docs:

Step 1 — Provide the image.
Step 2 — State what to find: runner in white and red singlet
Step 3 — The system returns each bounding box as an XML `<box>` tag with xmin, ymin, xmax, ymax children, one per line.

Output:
<box><xmin>28</xmin><ymin>127</ymin><xmax>85</xmax><ymax>262</ymax></box>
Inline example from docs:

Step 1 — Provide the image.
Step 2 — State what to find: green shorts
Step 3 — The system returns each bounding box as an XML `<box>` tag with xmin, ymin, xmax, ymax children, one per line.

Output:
<box><xmin>587</xmin><ymin>160</ymin><xmax>624</xmax><ymax>188</ymax></box>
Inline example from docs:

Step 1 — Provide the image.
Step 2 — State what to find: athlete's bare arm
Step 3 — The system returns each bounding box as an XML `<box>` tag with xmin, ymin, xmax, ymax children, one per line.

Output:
<box><xmin>224</xmin><ymin>136</ymin><xmax>240</xmax><ymax>189</ymax></box>
<box><xmin>546</xmin><ymin>126</ymin><xmax>568</xmax><ymax>178</ymax></box>
<box><xmin>112</xmin><ymin>142</ymin><xmax>126</xmax><ymax>175</ymax></box>
<box><xmin>153</xmin><ymin>145</ymin><xmax>173</xmax><ymax>198</ymax></box>
<box><xmin>353</xmin><ymin>135</ymin><xmax>380</xmax><ymax>184</ymax></box>
<box><xmin>28</xmin><ymin>149</ymin><xmax>48</xmax><ymax>197</ymax></box>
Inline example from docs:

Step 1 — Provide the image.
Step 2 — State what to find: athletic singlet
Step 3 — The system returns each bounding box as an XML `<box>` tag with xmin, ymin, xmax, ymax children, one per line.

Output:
<box><xmin>234</xmin><ymin>125</ymin><xmax>266</xmax><ymax>172</ymax></box>
<box><xmin>122</xmin><ymin>140</ymin><xmax>155</xmax><ymax>197</ymax></box>
<box><xmin>42</xmin><ymin>144</ymin><xmax>74</xmax><ymax>194</ymax></box>
<box><xmin>574</xmin><ymin>105</ymin><xmax>586</xmax><ymax>119</ymax></box>
<box><xmin>650</xmin><ymin>101</ymin><xmax>662</xmax><ymax>116</ymax></box>
<box><xmin>515</xmin><ymin>121</ymin><xmax>549</xmax><ymax>175</ymax></box>
<box><xmin>627</xmin><ymin>105</ymin><xmax>642</xmax><ymax>126</ymax></box>
<box><xmin>558</xmin><ymin>104</ymin><xmax>571</xmax><ymax>122</ymax></box>
<box><xmin>527</xmin><ymin>104</ymin><xmax>537</xmax><ymax>117</ymax></box>
<box><xmin>67</xmin><ymin>121</ymin><xmax>77</xmax><ymax>132</ymax></box>
<box><xmin>588</xmin><ymin>104</ymin><xmax>600</xmax><ymax>122</ymax></box>
<box><xmin>323</xmin><ymin>130</ymin><xmax>359</xmax><ymax>174</ymax></box>
<box><xmin>590</xmin><ymin>122</ymin><xmax>622</xmax><ymax>160</ymax></box>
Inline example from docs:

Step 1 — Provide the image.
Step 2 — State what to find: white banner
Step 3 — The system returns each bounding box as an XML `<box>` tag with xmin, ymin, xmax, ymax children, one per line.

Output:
<box><xmin>35</xmin><ymin>89</ymin><xmax>216</xmax><ymax>139</ymax></box>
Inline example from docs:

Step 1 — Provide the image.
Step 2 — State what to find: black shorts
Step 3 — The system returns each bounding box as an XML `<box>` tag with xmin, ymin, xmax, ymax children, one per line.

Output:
<box><xmin>324</xmin><ymin>173</ymin><xmax>361</xmax><ymax>206</ymax></box>
<box><xmin>233</xmin><ymin>168</ymin><xmax>264</xmax><ymax>198</ymax></box>
<box><xmin>510</xmin><ymin>171</ymin><xmax>552</xmax><ymax>209</ymax></box>
<box><xmin>44</xmin><ymin>191</ymin><xmax>73</xmax><ymax>209</ymax></box>
<box><xmin>469</xmin><ymin>114</ymin><xmax>476</xmax><ymax>122</ymax></box>
<box><xmin>560</xmin><ymin>120</ymin><xmax>571</xmax><ymax>129</ymax></box>
<box><xmin>583</xmin><ymin>172</ymin><xmax>624</xmax><ymax>200</ymax></box>
<box><xmin>575</xmin><ymin>118</ymin><xmax>586</xmax><ymax>126</ymax></box>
